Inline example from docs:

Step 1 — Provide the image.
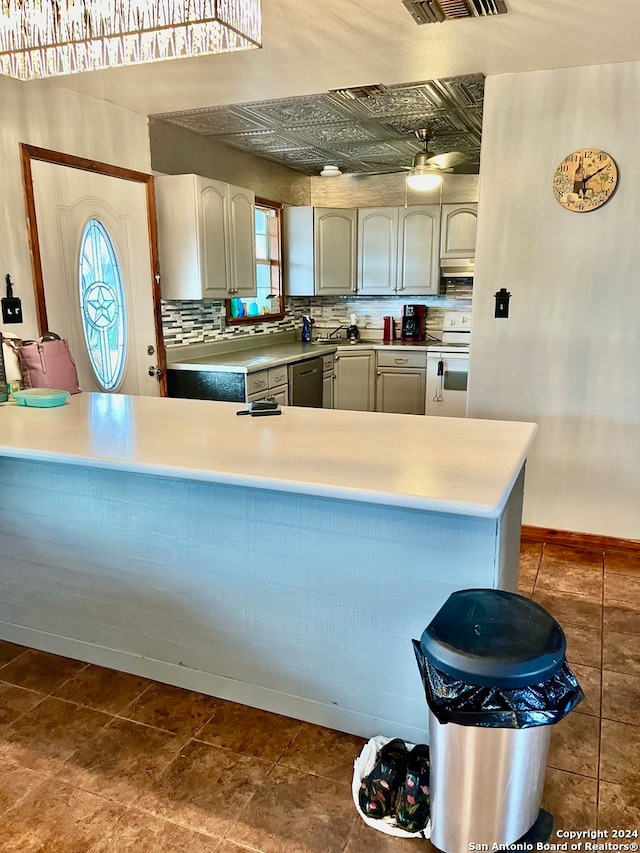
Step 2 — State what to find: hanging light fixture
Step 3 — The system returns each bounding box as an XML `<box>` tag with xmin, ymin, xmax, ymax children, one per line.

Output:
<box><xmin>320</xmin><ymin>165</ymin><xmax>342</xmax><ymax>177</ymax></box>
<box><xmin>406</xmin><ymin>166</ymin><xmax>442</xmax><ymax>191</ymax></box>
<box><xmin>406</xmin><ymin>128</ymin><xmax>443</xmax><ymax>191</ymax></box>
<box><xmin>0</xmin><ymin>0</ymin><xmax>262</xmax><ymax>81</ymax></box>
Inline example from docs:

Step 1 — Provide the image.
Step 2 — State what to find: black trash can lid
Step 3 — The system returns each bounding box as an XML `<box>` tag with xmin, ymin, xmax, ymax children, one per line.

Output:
<box><xmin>420</xmin><ymin>589</ymin><xmax>566</xmax><ymax>689</ymax></box>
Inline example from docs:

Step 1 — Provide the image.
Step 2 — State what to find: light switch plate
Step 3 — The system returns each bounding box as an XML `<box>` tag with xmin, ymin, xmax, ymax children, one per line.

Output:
<box><xmin>2</xmin><ymin>297</ymin><xmax>23</xmax><ymax>324</ymax></box>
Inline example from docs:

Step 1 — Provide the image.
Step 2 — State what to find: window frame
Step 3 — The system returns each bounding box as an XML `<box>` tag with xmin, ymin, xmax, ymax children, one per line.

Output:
<box><xmin>225</xmin><ymin>198</ymin><xmax>285</xmax><ymax>325</ymax></box>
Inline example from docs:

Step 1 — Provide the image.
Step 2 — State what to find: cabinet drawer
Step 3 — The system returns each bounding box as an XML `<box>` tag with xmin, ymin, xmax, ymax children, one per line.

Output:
<box><xmin>268</xmin><ymin>366</ymin><xmax>288</xmax><ymax>388</ymax></box>
<box><xmin>246</xmin><ymin>370</ymin><xmax>269</xmax><ymax>395</ymax></box>
<box><xmin>376</xmin><ymin>350</ymin><xmax>426</xmax><ymax>369</ymax></box>
<box><xmin>322</xmin><ymin>354</ymin><xmax>335</xmax><ymax>373</ymax></box>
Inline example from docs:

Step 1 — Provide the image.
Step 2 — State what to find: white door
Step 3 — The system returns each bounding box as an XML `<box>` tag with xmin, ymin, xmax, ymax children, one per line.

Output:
<box><xmin>31</xmin><ymin>160</ymin><xmax>160</xmax><ymax>396</ymax></box>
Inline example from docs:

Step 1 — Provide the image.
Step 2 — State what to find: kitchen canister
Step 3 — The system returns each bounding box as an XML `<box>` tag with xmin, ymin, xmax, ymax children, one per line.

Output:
<box><xmin>383</xmin><ymin>316</ymin><xmax>395</xmax><ymax>342</ymax></box>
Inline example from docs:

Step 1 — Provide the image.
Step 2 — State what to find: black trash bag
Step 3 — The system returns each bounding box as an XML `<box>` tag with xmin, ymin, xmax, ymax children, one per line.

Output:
<box><xmin>413</xmin><ymin>639</ymin><xmax>584</xmax><ymax>729</ymax></box>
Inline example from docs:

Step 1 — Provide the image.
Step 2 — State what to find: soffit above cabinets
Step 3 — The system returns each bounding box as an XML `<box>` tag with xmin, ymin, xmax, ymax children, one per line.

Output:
<box><xmin>150</xmin><ymin>74</ymin><xmax>484</xmax><ymax>177</ymax></box>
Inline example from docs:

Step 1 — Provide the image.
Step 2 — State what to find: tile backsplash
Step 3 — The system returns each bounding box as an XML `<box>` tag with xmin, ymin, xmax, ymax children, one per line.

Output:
<box><xmin>162</xmin><ymin>278</ymin><xmax>472</xmax><ymax>348</ymax></box>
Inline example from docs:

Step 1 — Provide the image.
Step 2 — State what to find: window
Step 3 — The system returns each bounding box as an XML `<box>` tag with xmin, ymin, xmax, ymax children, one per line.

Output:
<box><xmin>226</xmin><ymin>199</ymin><xmax>284</xmax><ymax>324</ymax></box>
<box><xmin>79</xmin><ymin>218</ymin><xmax>127</xmax><ymax>390</ymax></box>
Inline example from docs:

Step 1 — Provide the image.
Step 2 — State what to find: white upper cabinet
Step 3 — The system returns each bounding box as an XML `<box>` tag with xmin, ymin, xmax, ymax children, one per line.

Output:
<box><xmin>228</xmin><ymin>184</ymin><xmax>257</xmax><ymax>298</ymax></box>
<box><xmin>397</xmin><ymin>206</ymin><xmax>441</xmax><ymax>295</ymax></box>
<box><xmin>357</xmin><ymin>208</ymin><xmax>398</xmax><ymax>296</ymax></box>
<box><xmin>440</xmin><ymin>203</ymin><xmax>478</xmax><ymax>259</ymax></box>
<box><xmin>357</xmin><ymin>205</ymin><xmax>441</xmax><ymax>296</ymax></box>
<box><xmin>156</xmin><ymin>173</ymin><xmax>256</xmax><ymax>300</ymax></box>
<box><xmin>284</xmin><ymin>206</ymin><xmax>357</xmax><ymax>296</ymax></box>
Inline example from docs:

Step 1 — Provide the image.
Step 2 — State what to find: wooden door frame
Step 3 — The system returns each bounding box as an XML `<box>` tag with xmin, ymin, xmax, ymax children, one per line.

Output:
<box><xmin>20</xmin><ymin>143</ymin><xmax>167</xmax><ymax>395</ymax></box>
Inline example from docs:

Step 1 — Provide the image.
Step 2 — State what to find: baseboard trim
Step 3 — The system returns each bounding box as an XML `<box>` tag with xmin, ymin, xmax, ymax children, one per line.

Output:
<box><xmin>521</xmin><ymin>525</ymin><xmax>640</xmax><ymax>552</ymax></box>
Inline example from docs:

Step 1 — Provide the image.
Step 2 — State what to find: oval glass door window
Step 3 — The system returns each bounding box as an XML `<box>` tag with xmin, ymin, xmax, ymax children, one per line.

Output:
<box><xmin>79</xmin><ymin>219</ymin><xmax>126</xmax><ymax>390</ymax></box>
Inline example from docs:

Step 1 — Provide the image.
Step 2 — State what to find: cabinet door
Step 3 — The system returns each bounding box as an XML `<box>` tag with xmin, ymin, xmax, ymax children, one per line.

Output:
<box><xmin>314</xmin><ymin>209</ymin><xmax>357</xmax><ymax>295</ymax></box>
<box><xmin>333</xmin><ymin>351</ymin><xmax>374</xmax><ymax>411</ymax></box>
<box><xmin>246</xmin><ymin>370</ymin><xmax>269</xmax><ymax>398</ymax></box>
<box><xmin>200</xmin><ymin>179</ymin><xmax>230</xmax><ymax>299</ymax></box>
<box><xmin>284</xmin><ymin>206</ymin><xmax>314</xmax><ymax>296</ymax></box>
<box><xmin>357</xmin><ymin>208</ymin><xmax>398</xmax><ymax>296</ymax></box>
<box><xmin>228</xmin><ymin>184</ymin><xmax>257</xmax><ymax>298</ymax></box>
<box><xmin>323</xmin><ymin>373</ymin><xmax>333</xmax><ymax>409</ymax></box>
<box><xmin>269</xmin><ymin>386</ymin><xmax>289</xmax><ymax>406</ymax></box>
<box><xmin>440</xmin><ymin>204</ymin><xmax>477</xmax><ymax>258</ymax></box>
<box><xmin>397</xmin><ymin>206</ymin><xmax>441</xmax><ymax>295</ymax></box>
<box><xmin>156</xmin><ymin>174</ymin><xmax>202</xmax><ymax>300</ymax></box>
<box><xmin>375</xmin><ymin>369</ymin><xmax>425</xmax><ymax>415</ymax></box>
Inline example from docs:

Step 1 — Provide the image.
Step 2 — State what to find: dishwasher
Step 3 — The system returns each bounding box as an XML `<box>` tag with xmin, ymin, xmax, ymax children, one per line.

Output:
<box><xmin>288</xmin><ymin>357</ymin><xmax>324</xmax><ymax>407</ymax></box>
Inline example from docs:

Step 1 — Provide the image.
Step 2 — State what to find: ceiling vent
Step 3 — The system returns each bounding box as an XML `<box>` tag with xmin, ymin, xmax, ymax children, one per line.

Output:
<box><xmin>402</xmin><ymin>0</ymin><xmax>507</xmax><ymax>24</ymax></box>
<box><xmin>330</xmin><ymin>84</ymin><xmax>389</xmax><ymax>100</ymax></box>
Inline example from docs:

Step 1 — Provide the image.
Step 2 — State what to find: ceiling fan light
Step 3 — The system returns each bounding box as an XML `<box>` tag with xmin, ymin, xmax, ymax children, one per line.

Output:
<box><xmin>406</xmin><ymin>170</ymin><xmax>442</xmax><ymax>190</ymax></box>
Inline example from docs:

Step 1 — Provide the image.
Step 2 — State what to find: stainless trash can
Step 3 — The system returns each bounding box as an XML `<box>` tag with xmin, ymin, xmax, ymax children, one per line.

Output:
<box><xmin>413</xmin><ymin>589</ymin><xmax>584</xmax><ymax>853</ymax></box>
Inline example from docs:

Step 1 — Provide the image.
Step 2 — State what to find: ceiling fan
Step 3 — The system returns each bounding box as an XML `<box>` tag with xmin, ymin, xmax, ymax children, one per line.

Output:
<box><xmin>358</xmin><ymin>129</ymin><xmax>468</xmax><ymax>189</ymax></box>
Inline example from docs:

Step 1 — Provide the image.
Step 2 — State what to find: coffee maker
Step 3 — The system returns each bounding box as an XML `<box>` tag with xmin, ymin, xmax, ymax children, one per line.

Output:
<box><xmin>401</xmin><ymin>305</ymin><xmax>426</xmax><ymax>342</ymax></box>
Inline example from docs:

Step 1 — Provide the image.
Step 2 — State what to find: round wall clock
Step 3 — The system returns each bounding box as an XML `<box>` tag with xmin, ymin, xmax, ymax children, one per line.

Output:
<box><xmin>552</xmin><ymin>149</ymin><xmax>618</xmax><ymax>212</ymax></box>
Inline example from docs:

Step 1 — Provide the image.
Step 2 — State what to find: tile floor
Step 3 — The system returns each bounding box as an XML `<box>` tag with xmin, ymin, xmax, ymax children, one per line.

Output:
<box><xmin>0</xmin><ymin>538</ymin><xmax>638</xmax><ymax>851</ymax></box>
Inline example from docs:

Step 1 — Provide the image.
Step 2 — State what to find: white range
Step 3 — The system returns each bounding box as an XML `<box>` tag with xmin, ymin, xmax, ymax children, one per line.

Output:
<box><xmin>426</xmin><ymin>311</ymin><xmax>471</xmax><ymax>417</ymax></box>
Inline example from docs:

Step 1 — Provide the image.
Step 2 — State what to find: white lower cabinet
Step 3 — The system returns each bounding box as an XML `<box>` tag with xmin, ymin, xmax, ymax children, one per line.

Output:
<box><xmin>246</xmin><ymin>366</ymin><xmax>289</xmax><ymax>405</ymax></box>
<box><xmin>322</xmin><ymin>353</ymin><xmax>334</xmax><ymax>409</ymax></box>
<box><xmin>375</xmin><ymin>350</ymin><xmax>426</xmax><ymax>415</ymax></box>
<box><xmin>333</xmin><ymin>349</ymin><xmax>375</xmax><ymax>411</ymax></box>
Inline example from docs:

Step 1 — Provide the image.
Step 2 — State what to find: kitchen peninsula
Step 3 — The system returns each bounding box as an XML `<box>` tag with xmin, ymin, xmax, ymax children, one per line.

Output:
<box><xmin>0</xmin><ymin>394</ymin><xmax>536</xmax><ymax>743</ymax></box>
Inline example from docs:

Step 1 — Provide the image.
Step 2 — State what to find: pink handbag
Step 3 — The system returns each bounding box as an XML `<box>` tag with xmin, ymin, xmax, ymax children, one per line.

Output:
<box><xmin>17</xmin><ymin>334</ymin><xmax>82</xmax><ymax>394</ymax></box>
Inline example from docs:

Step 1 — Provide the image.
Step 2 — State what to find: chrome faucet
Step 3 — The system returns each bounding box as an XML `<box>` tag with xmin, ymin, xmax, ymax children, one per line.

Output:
<box><xmin>327</xmin><ymin>324</ymin><xmax>346</xmax><ymax>339</ymax></box>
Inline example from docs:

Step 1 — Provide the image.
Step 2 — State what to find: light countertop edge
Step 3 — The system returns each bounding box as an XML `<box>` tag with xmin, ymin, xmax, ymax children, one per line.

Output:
<box><xmin>0</xmin><ymin>393</ymin><xmax>538</xmax><ymax>519</ymax></box>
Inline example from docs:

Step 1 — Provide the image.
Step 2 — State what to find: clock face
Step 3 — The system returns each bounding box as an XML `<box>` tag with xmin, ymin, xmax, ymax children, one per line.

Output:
<box><xmin>552</xmin><ymin>149</ymin><xmax>618</xmax><ymax>212</ymax></box>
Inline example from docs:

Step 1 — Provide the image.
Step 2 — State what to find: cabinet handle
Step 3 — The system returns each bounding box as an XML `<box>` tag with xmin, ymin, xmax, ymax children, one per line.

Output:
<box><xmin>394</xmin><ymin>358</ymin><xmax>409</xmax><ymax>364</ymax></box>
<box><xmin>376</xmin><ymin>371</ymin><xmax>381</xmax><ymax>375</ymax></box>
<box><xmin>255</xmin><ymin>380</ymin><xmax>266</xmax><ymax>388</ymax></box>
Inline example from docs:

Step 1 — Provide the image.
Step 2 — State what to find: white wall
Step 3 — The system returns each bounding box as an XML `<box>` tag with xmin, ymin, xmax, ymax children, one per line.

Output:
<box><xmin>149</xmin><ymin>118</ymin><xmax>309</xmax><ymax>206</ymax></box>
<box><xmin>0</xmin><ymin>77</ymin><xmax>152</xmax><ymax>339</ymax></box>
<box><xmin>469</xmin><ymin>62</ymin><xmax>640</xmax><ymax>540</ymax></box>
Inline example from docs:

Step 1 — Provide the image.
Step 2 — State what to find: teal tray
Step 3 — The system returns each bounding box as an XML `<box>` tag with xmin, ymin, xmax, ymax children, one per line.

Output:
<box><xmin>13</xmin><ymin>388</ymin><xmax>70</xmax><ymax>408</ymax></box>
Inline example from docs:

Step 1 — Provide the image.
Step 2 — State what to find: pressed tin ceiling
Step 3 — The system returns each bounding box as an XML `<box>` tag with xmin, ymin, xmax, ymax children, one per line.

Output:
<box><xmin>151</xmin><ymin>73</ymin><xmax>484</xmax><ymax>176</ymax></box>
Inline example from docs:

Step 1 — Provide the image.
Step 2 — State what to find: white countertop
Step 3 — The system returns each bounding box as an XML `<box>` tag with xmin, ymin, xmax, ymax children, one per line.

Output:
<box><xmin>0</xmin><ymin>393</ymin><xmax>537</xmax><ymax>518</ymax></box>
<box><xmin>167</xmin><ymin>340</ymin><xmax>337</xmax><ymax>373</ymax></box>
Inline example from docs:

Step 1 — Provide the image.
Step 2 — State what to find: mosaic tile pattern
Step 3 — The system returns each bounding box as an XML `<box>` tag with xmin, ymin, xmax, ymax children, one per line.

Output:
<box><xmin>151</xmin><ymin>75</ymin><xmax>484</xmax><ymax>177</ymax></box>
<box><xmin>162</xmin><ymin>283</ymin><xmax>472</xmax><ymax>348</ymax></box>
